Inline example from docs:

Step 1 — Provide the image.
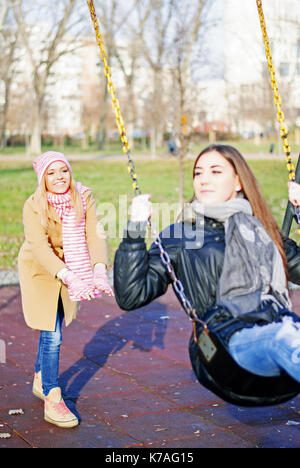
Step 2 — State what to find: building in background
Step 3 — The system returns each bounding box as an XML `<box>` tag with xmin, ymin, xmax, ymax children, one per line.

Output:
<box><xmin>2</xmin><ymin>0</ymin><xmax>300</xmax><ymax>143</ymax></box>
<box><xmin>193</xmin><ymin>0</ymin><xmax>300</xmax><ymax>138</ymax></box>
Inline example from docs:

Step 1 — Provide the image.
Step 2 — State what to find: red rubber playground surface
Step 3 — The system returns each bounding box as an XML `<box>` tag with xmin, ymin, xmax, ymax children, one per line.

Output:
<box><xmin>0</xmin><ymin>285</ymin><xmax>299</xmax><ymax>448</ymax></box>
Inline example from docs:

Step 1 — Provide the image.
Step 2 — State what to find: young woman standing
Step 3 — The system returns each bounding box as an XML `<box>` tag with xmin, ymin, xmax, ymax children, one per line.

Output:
<box><xmin>18</xmin><ymin>151</ymin><xmax>113</xmax><ymax>428</ymax></box>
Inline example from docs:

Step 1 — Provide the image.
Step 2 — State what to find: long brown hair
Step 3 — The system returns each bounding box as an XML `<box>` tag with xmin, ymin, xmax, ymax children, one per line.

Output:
<box><xmin>35</xmin><ymin>172</ymin><xmax>84</xmax><ymax>230</ymax></box>
<box><xmin>193</xmin><ymin>144</ymin><xmax>287</xmax><ymax>275</ymax></box>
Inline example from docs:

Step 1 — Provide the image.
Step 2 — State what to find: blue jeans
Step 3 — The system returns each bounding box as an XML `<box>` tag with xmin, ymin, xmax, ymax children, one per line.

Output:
<box><xmin>228</xmin><ymin>316</ymin><xmax>300</xmax><ymax>383</ymax></box>
<box><xmin>34</xmin><ymin>298</ymin><xmax>64</xmax><ymax>396</ymax></box>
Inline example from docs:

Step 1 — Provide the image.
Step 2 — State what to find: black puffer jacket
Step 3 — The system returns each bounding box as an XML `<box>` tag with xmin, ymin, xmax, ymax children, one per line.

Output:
<box><xmin>114</xmin><ymin>218</ymin><xmax>300</xmax><ymax>342</ymax></box>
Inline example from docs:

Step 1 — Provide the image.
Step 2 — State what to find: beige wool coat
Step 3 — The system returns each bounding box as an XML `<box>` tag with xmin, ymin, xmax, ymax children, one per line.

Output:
<box><xmin>18</xmin><ymin>188</ymin><xmax>108</xmax><ymax>331</ymax></box>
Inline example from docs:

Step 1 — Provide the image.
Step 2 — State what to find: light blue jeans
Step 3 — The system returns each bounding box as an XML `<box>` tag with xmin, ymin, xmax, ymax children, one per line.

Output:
<box><xmin>228</xmin><ymin>316</ymin><xmax>300</xmax><ymax>383</ymax></box>
<box><xmin>34</xmin><ymin>298</ymin><xmax>64</xmax><ymax>396</ymax></box>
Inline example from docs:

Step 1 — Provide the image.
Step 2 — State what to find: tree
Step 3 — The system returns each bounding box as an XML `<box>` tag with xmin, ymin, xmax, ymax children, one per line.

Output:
<box><xmin>13</xmin><ymin>0</ymin><xmax>85</xmax><ymax>155</ymax></box>
<box><xmin>167</xmin><ymin>0</ymin><xmax>211</xmax><ymax>207</ymax></box>
<box><xmin>113</xmin><ymin>0</ymin><xmax>152</xmax><ymax>149</ymax></box>
<box><xmin>81</xmin><ymin>37</ymin><xmax>104</xmax><ymax>149</ymax></box>
<box><xmin>0</xmin><ymin>0</ymin><xmax>19</xmax><ymax>149</ymax></box>
<box><xmin>138</xmin><ymin>0</ymin><xmax>175</xmax><ymax>156</ymax></box>
<box><xmin>90</xmin><ymin>0</ymin><xmax>142</xmax><ymax>150</ymax></box>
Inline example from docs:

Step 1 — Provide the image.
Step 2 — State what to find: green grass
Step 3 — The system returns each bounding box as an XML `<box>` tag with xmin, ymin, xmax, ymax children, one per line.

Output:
<box><xmin>0</xmin><ymin>156</ymin><xmax>298</xmax><ymax>270</ymax></box>
<box><xmin>2</xmin><ymin>135</ymin><xmax>300</xmax><ymax>157</ymax></box>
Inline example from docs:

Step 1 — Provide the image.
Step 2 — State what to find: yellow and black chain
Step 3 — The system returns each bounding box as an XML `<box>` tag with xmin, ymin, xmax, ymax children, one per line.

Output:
<box><xmin>86</xmin><ymin>0</ymin><xmax>202</xmax><ymax>326</ymax></box>
<box><xmin>256</xmin><ymin>0</ymin><xmax>295</xmax><ymax>181</ymax></box>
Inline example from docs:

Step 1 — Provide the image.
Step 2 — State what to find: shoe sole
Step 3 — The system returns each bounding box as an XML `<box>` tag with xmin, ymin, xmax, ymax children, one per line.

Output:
<box><xmin>44</xmin><ymin>414</ymin><xmax>79</xmax><ymax>428</ymax></box>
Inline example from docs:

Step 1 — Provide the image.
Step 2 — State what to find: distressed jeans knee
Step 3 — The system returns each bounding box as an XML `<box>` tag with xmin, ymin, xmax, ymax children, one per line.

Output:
<box><xmin>228</xmin><ymin>317</ymin><xmax>300</xmax><ymax>382</ymax></box>
<box><xmin>272</xmin><ymin>317</ymin><xmax>300</xmax><ymax>372</ymax></box>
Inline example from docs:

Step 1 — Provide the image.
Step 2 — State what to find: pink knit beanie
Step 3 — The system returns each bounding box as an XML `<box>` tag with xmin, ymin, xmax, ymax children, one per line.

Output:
<box><xmin>33</xmin><ymin>151</ymin><xmax>72</xmax><ymax>185</ymax></box>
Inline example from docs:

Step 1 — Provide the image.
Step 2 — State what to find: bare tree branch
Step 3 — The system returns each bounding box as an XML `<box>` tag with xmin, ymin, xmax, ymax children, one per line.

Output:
<box><xmin>12</xmin><ymin>0</ymin><xmax>83</xmax><ymax>154</ymax></box>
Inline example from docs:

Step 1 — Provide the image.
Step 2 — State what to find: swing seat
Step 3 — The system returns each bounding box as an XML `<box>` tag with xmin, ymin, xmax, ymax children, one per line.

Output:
<box><xmin>189</xmin><ymin>329</ymin><xmax>300</xmax><ymax>407</ymax></box>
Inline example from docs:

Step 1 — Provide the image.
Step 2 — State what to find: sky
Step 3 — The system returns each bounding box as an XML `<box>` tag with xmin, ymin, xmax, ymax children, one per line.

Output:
<box><xmin>191</xmin><ymin>0</ymin><xmax>225</xmax><ymax>82</ymax></box>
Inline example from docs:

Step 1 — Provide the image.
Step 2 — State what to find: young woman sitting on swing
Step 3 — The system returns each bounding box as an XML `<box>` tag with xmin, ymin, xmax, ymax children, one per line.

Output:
<box><xmin>113</xmin><ymin>144</ymin><xmax>300</xmax><ymax>404</ymax></box>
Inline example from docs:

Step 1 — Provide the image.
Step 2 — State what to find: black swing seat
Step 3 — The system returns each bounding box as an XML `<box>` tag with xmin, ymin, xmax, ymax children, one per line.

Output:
<box><xmin>189</xmin><ymin>306</ymin><xmax>300</xmax><ymax>407</ymax></box>
<box><xmin>189</xmin><ymin>333</ymin><xmax>300</xmax><ymax>407</ymax></box>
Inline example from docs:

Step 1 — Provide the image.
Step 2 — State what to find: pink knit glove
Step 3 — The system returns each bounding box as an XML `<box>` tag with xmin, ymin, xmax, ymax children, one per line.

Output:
<box><xmin>93</xmin><ymin>264</ymin><xmax>114</xmax><ymax>296</ymax></box>
<box><xmin>62</xmin><ymin>270</ymin><xmax>96</xmax><ymax>302</ymax></box>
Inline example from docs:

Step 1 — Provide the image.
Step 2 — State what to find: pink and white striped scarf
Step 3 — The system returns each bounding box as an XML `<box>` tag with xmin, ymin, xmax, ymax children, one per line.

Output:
<box><xmin>47</xmin><ymin>182</ymin><xmax>98</xmax><ymax>301</ymax></box>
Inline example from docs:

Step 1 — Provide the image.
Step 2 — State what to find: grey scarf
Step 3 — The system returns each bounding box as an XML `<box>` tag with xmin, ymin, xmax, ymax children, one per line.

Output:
<box><xmin>191</xmin><ymin>197</ymin><xmax>291</xmax><ymax>317</ymax></box>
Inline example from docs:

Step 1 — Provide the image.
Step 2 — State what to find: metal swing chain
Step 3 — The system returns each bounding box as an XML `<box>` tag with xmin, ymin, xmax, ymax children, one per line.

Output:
<box><xmin>86</xmin><ymin>0</ymin><xmax>203</xmax><ymax>327</ymax></box>
<box><xmin>256</xmin><ymin>0</ymin><xmax>296</xmax><ymax>182</ymax></box>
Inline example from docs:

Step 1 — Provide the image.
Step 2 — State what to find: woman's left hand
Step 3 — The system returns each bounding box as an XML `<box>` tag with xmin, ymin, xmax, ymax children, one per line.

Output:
<box><xmin>288</xmin><ymin>181</ymin><xmax>300</xmax><ymax>206</ymax></box>
<box><xmin>93</xmin><ymin>263</ymin><xmax>114</xmax><ymax>296</ymax></box>
<box><xmin>130</xmin><ymin>194</ymin><xmax>152</xmax><ymax>222</ymax></box>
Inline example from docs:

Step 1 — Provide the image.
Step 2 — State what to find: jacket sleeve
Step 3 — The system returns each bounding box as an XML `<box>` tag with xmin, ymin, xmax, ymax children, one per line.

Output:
<box><xmin>22</xmin><ymin>198</ymin><xmax>66</xmax><ymax>278</ymax></box>
<box><xmin>113</xmin><ymin>222</ymin><xmax>179</xmax><ymax>311</ymax></box>
<box><xmin>282</xmin><ymin>234</ymin><xmax>300</xmax><ymax>285</ymax></box>
<box><xmin>85</xmin><ymin>191</ymin><xmax>108</xmax><ymax>267</ymax></box>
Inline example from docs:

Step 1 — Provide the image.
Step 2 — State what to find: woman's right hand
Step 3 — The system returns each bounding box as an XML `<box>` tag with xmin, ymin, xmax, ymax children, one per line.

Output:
<box><xmin>288</xmin><ymin>181</ymin><xmax>300</xmax><ymax>207</ymax></box>
<box><xmin>60</xmin><ymin>269</ymin><xmax>95</xmax><ymax>301</ymax></box>
<box><xmin>129</xmin><ymin>194</ymin><xmax>152</xmax><ymax>222</ymax></box>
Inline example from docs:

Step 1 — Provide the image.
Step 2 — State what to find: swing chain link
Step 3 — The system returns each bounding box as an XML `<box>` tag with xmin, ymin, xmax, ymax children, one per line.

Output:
<box><xmin>150</xmin><ymin>220</ymin><xmax>203</xmax><ymax>325</ymax></box>
<box><xmin>256</xmin><ymin>0</ymin><xmax>295</xmax><ymax>181</ymax></box>
<box><xmin>86</xmin><ymin>0</ymin><xmax>202</xmax><ymax>326</ymax></box>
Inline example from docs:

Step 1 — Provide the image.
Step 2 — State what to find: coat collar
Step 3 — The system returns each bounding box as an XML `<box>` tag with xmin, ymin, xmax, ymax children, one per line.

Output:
<box><xmin>48</xmin><ymin>204</ymin><xmax>62</xmax><ymax>224</ymax></box>
<box><xmin>31</xmin><ymin>187</ymin><xmax>62</xmax><ymax>224</ymax></box>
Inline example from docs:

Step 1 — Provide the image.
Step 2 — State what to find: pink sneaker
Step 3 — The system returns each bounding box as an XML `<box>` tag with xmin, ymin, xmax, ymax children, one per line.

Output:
<box><xmin>44</xmin><ymin>387</ymin><xmax>78</xmax><ymax>428</ymax></box>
